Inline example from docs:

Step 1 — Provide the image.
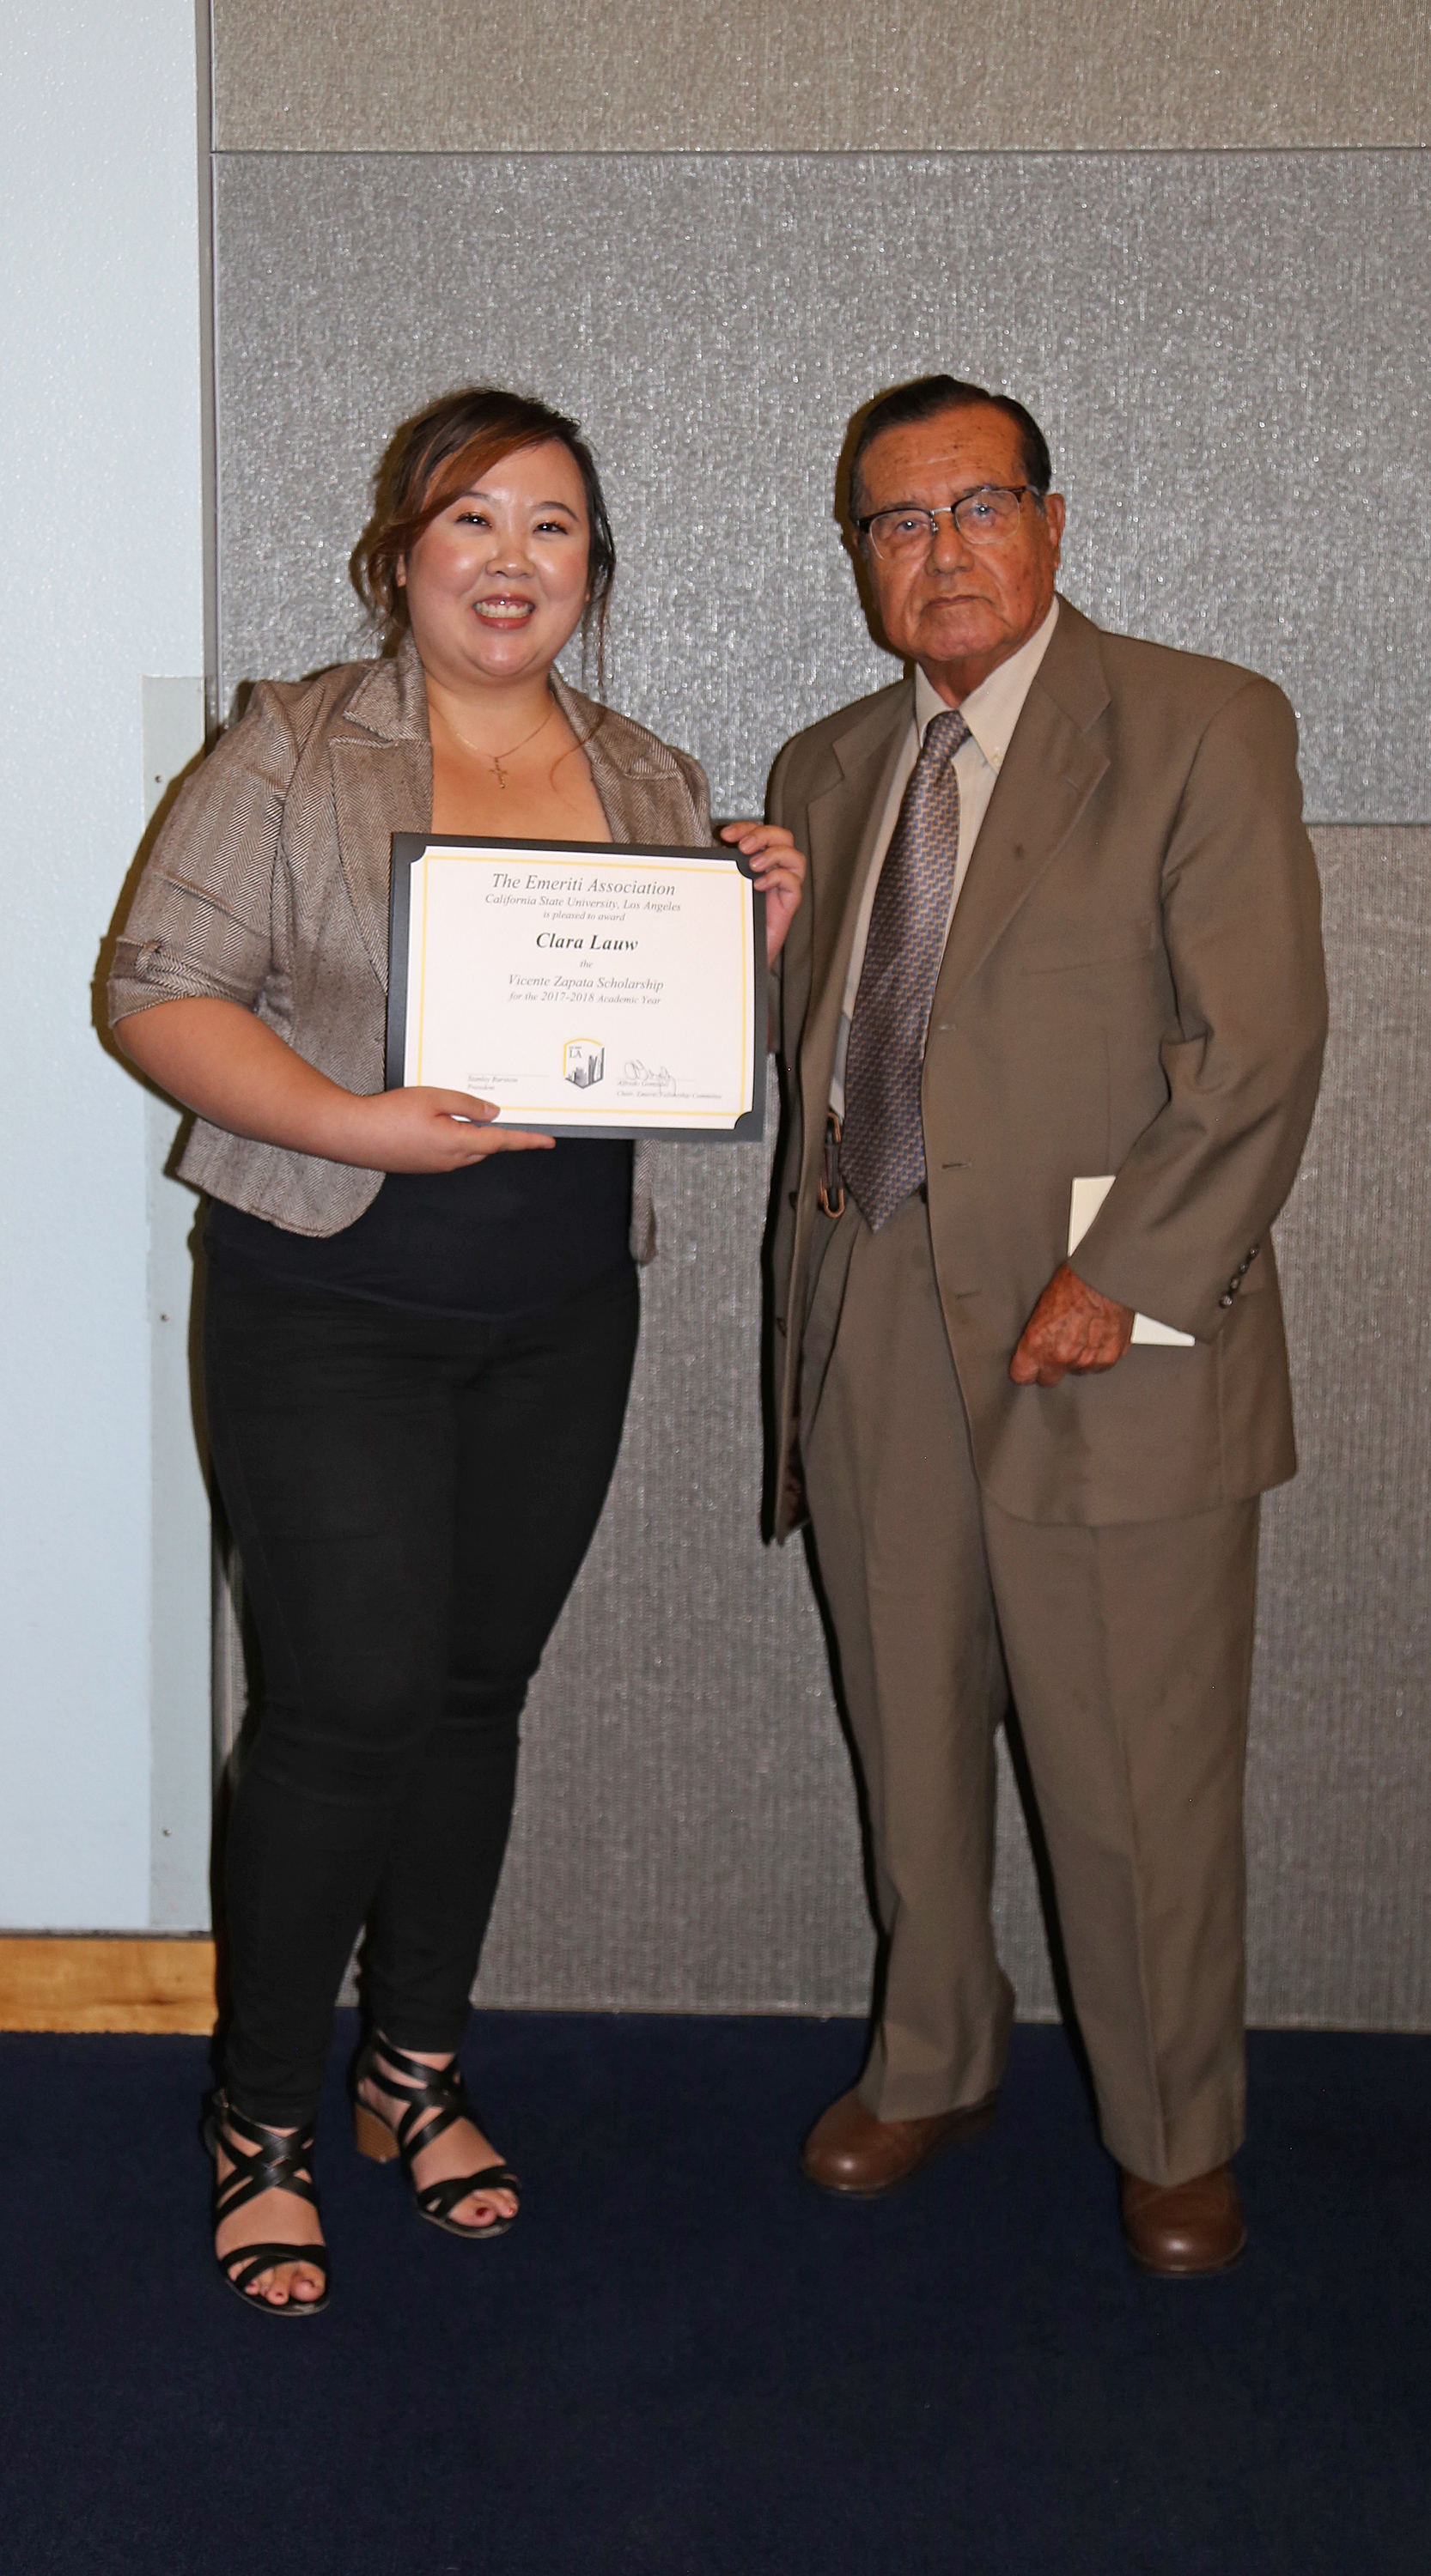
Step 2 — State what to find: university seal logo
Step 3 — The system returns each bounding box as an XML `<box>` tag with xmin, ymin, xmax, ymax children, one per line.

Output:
<box><xmin>563</xmin><ymin>1038</ymin><xmax>605</xmax><ymax>1090</ymax></box>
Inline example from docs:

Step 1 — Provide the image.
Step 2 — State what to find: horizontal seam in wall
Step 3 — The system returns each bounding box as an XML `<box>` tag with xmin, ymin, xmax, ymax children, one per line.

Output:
<box><xmin>210</xmin><ymin>145</ymin><xmax>1431</xmax><ymax>162</ymax></box>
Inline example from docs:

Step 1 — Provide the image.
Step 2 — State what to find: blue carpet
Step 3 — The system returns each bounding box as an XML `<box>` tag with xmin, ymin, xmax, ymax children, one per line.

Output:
<box><xmin>3</xmin><ymin>2015</ymin><xmax>1427</xmax><ymax>2574</ymax></box>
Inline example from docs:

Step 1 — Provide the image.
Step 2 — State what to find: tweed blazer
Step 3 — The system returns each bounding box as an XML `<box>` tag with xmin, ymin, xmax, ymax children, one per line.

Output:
<box><xmin>766</xmin><ymin>597</ymin><xmax>1328</xmax><ymax>1533</ymax></box>
<box><xmin>108</xmin><ymin>635</ymin><xmax>712</xmax><ymax>1255</ymax></box>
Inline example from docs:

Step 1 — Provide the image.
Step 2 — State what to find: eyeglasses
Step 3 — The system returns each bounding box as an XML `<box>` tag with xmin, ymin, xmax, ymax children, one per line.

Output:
<box><xmin>856</xmin><ymin>485</ymin><xmax>1034</xmax><ymax>561</ymax></box>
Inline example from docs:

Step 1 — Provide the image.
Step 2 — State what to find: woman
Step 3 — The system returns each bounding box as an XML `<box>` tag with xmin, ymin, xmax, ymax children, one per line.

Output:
<box><xmin>111</xmin><ymin>387</ymin><xmax>803</xmax><ymax>2313</ymax></box>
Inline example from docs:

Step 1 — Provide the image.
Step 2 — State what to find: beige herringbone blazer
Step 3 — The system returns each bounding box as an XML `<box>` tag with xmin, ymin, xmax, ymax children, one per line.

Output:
<box><xmin>108</xmin><ymin>635</ymin><xmax>712</xmax><ymax>1255</ymax></box>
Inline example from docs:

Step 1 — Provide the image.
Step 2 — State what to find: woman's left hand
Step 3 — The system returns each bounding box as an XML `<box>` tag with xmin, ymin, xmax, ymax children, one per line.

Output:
<box><xmin>720</xmin><ymin>822</ymin><xmax>807</xmax><ymax>963</ymax></box>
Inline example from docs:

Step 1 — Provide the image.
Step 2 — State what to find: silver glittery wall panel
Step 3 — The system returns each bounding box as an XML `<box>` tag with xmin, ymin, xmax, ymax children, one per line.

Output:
<box><xmin>453</xmin><ymin>832</ymin><xmax>1431</xmax><ymax>2027</ymax></box>
<box><xmin>212</xmin><ymin>156</ymin><xmax>1431</xmax><ymax>2023</ymax></box>
<box><xmin>212</xmin><ymin>0</ymin><xmax>1431</xmax><ymax>152</ymax></box>
<box><xmin>1243</xmin><ymin>830</ymin><xmax>1431</xmax><ymax>2030</ymax></box>
<box><xmin>472</xmin><ymin>1064</ymin><xmax>1055</xmax><ymax>2017</ymax></box>
<box><xmin>213</xmin><ymin>154</ymin><xmax>1429</xmax><ymax>823</ymax></box>
<box><xmin>462</xmin><ymin>833</ymin><xmax>1431</xmax><ymax>2026</ymax></box>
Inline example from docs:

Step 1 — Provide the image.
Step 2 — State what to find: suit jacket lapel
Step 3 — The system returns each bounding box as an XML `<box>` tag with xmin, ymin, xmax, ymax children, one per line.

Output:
<box><xmin>329</xmin><ymin>635</ymin><xmax>432</xmax><ymax>987</ymax></box>
<box><xmin>799</xmin><ymin>681</ymin><xmax>912</xmax><ymax>1146</ymax></box>
<box><xmin>929</xmin><ymin>599</ymin><xmax>1110</xmax><ymax>1016</ymax></box>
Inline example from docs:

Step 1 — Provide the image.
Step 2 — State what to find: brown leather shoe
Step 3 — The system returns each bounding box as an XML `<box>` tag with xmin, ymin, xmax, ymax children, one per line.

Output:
<box><xmin>1120</xmin><ymin>2165</ymin><xmax>1247</xmax><ymax>2275</ymax></box>
<box><xmin>801</xmin><ymin>2085</ymin><xmax>997</xmax><ymax>2196</ymax></box>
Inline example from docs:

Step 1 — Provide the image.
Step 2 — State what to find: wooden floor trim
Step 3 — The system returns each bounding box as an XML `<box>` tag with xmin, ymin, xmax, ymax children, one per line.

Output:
<box><xmin>0</xmin><ymin>1935</ymin><xmax>217</xmax><ymax>2033</ymax></box>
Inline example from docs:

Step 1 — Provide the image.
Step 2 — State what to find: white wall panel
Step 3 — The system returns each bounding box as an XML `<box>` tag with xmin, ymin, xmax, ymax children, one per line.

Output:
<box><xmin>0</xmin><ymin>2</ymin><xmax>206</xmax><ymax>1926</ymax></box>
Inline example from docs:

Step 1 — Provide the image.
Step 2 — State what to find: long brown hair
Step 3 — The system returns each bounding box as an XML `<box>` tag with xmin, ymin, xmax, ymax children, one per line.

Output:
<box><xmin>351</xmin><ymin>387</ymin><xmax>617</xmax><ymax>693</ymax></box>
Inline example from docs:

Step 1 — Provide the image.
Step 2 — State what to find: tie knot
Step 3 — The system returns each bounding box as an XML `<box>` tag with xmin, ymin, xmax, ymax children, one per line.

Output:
<box><xmin>923</xmin><ymin>707</ymin><xmax>971</xmax><ymax>765</ymax></box>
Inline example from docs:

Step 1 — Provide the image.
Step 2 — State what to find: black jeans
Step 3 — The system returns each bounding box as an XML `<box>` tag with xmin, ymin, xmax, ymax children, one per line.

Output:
<box><xmin>204</xmin><ymin>1258</ymin><xmax>640</xmax><ymax>2125</ymax></box>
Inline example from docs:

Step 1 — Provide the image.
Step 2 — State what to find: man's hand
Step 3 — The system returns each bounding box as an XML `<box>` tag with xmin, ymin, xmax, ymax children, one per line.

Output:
<box><xmin>1010</xmin><ymin>1261</ymin><xmax>1135</xmax><ymax>1388</ymax></box>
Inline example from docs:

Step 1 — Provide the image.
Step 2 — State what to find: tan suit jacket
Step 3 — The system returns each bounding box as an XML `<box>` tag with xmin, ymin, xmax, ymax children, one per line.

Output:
<box><xmin>767</xmin><ymin>597</ymin><xmax>1327</xmax><ymax>1532</ymax></box>
<box><xmin>109</xmin><ymin>634</ymin><xmax>712</xmax><ymax>1253</ymax></box>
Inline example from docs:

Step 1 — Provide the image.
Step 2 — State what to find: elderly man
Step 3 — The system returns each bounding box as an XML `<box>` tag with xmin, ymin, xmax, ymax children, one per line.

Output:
<box><xmin>765</xmin><ymin>374</ymin><xmax>1326</xmax><ymax>2272</ymax></box>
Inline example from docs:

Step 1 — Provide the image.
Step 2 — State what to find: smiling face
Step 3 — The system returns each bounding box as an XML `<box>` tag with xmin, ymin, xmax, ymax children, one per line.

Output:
<box><xmin>856</xmin><ymin>403</ymin><xmax>1065</xmax><ymax>702</ymax></box>
<box><xmin>396</xmin><ymin>438</ymin><xmax>593</xmax><ymax>695</ymax></box>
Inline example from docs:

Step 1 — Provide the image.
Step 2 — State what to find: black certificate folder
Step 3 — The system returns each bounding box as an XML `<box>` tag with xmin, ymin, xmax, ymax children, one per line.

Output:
<box><xmin>386</xmin><ymin>834</ymin><xmax>766</xmax><ymax>1143</ymax></box>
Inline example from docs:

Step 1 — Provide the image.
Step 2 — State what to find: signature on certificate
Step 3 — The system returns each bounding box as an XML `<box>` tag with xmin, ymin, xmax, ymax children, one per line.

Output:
<box><xmin>623</xmin><ymin>1058</ymin><xmax>678</xmax><ymax>1095</ymax></box>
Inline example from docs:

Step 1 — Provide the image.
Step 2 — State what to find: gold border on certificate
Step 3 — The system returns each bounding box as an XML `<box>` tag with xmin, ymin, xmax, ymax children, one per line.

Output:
<box><xmin>386</xmin><ymin>835</ymin><xmax>766</xmax><ymax>1144</ymax></box>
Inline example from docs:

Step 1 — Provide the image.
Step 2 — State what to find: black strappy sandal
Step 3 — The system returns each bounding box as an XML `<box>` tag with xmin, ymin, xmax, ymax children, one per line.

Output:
<box><xmin>203</xmin><ymin>2093</ymin><xmax>331</xmax><ymax>2317</ymax></box>
<box><xmin>351</xmin><ymin>2035</ymin><xmax>521</xmax><ymax>2241</ymax></box>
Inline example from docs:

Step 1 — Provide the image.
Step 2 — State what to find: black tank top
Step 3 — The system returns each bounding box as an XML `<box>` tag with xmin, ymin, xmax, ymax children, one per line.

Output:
<box><xmin>206</xmin><ymin>1139</ymin><xmax>633</xmax><ymax>1321</ymax></box>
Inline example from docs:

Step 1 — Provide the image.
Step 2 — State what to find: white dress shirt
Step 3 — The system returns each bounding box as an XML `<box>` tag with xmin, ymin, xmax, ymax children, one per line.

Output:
<box><xmin>830</xmin><ymin>595</ymin><xmax>1060</xmax><ymax>1119</ymax></box>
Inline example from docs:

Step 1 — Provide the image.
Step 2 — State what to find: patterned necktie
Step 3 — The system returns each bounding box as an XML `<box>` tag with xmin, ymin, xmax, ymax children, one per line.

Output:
<box><xmin>840</xmin><ymin>707</ymin><xmax>971</xmax><ymax>1233</ymax></box>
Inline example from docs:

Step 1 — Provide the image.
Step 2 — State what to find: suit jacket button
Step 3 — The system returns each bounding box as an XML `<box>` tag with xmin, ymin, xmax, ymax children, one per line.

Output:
<box><xmin>776</xmin><ymin>1315</ymin><xmax>788</xmax><ymax>1334</ymax></box>
<box><xmin>788</xmin><ymin>1190</ymin><xmax>798</xmax><ymax>1208</ymax></box>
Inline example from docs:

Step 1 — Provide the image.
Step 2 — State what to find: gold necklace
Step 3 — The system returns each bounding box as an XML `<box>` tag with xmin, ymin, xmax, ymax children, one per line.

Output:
<box><xmin>439</xmin><ymin>695</ymin><xmax>557</xmax><ymax>788</ymax></box>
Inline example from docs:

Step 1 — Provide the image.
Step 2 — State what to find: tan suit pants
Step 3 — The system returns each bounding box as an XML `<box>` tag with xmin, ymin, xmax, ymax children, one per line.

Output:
<box><xmin>801</xmin><ymin>1191</ymin><xmax>1258</xmax><ymax>2187</ymax></box>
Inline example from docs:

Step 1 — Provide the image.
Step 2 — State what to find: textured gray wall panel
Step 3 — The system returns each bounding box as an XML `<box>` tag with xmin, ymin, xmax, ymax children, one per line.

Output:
<box><xmin>212</xmin><ymin>155</ymin><xmax>1431</xmax><ymax>2025</ymax></box>
<box><xmin>479</xmin><ymin>834</ymin><xmax>1431</xmax><ymax>2026</ymax></box>
<box><xmin>214</xmin><ymin>153</ymin><xmax>1429</xmax><ymax>822</ymax></box>
<box><xmin>1243</xmin><ymin>830</ymin><xmax>1431</xmax><ymax>2030</ymax></box>
<box><xmin>213</xmin><ymin>1</ymin><xmax>1431</xmax><ymax>152</ymax></box>
<box><xmin>475</xmin><ymin>1065</ymin><xmax>1054</xmax><ymax>2017</ymax></box>
<box><xmin>476</xmin><ymin>835</ymin><xmax>1431</xmax><ymax>2028</ymax></box>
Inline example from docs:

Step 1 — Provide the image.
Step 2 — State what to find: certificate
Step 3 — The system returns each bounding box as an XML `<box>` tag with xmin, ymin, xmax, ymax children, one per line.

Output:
<box><xmin>386</xmin><ymin>835</ymin><xmax>766</xmax><ymax>1140</ymax></box>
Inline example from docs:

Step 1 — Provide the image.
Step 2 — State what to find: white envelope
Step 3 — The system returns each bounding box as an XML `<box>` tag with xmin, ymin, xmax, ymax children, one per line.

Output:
<box><xmin>1068</xmin><ymin>1177</ymin><xmax>1196</xmax><ymax>1348</ymax></box>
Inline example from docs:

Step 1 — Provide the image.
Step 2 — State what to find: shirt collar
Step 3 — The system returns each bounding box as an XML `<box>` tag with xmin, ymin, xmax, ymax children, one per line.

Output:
<box><xmin>913</xmin><ymin>594</ymin><xmax>1060</xmax><ymax>771</ymax></box>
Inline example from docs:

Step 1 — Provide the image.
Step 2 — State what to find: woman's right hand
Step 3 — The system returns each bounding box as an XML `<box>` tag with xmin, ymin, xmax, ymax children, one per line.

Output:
<box><xmin>338</xmin><ymin>1087</ymin><xmax>553</xmax><ymax>1172</ymax></box>
<box><xmin>114</xmin><ymin>998</ymin><xmax>552</xmax><ymax>1171</ymax></box>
